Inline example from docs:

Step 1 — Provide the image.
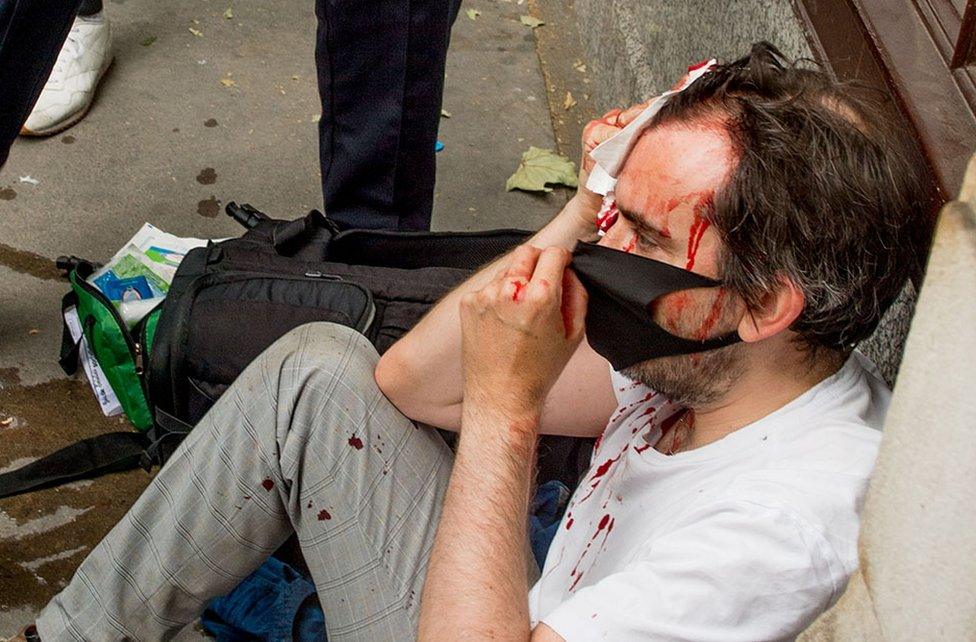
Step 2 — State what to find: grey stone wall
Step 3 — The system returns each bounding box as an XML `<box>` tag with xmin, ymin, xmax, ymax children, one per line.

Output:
<box><xmin>574</xmin><ymin>0</ymin><xmax>812</xmax><ymax>109</ymax></box>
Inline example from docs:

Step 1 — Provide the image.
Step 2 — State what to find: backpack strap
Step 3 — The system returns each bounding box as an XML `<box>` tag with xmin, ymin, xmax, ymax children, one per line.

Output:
<box><xmin>59</xmin><ymin>290</ymin><xmax>80</xmax><ymax>375</ymax></box>
<box><xmin>0</xmin><ymin>431</ymin><xmax>150</xmax><ymax>500</ymax></box>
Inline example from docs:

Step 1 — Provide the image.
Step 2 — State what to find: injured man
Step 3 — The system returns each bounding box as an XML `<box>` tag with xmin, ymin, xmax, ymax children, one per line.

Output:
<box><xmin>20</xmin><ymin>42</ymin><xmax>931</xmax><ymax>641</ymax></box>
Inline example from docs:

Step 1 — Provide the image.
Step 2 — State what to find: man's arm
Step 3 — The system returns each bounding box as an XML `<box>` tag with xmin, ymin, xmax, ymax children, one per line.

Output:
<box><xmin>376</xmin><ymin>100</ymin><xmax>654</xmax><ymax>434</ymax></box>
<box><xmin>375</xmin><ymin>196</ymin><xmax>616</xmax><ymax>435</ymax></box>
<box><xmin>418</xmin><ymin>247</ymin><xmax>582</xmax><ymax>641</ymax></box>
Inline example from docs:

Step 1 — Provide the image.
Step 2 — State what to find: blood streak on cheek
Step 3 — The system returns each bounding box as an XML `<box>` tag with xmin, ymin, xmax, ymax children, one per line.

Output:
<box><xmin>652</xmin><ymin>291</ymin><xmax>691</xmax><ymax>333</ymax></box>
<box><xmin>685</xmin><ymin>192</ymin><xmax>714</xmax><ymax>271</ymax></box>
<box><xmin>695</xmin><ymin>288</ymin><xmax>727</xmax><ymax>340</ymax></box>
<box><xmin>622</xmin><ymin>233</ymin><xmax>637</xmax><ymax>254</ymax></box>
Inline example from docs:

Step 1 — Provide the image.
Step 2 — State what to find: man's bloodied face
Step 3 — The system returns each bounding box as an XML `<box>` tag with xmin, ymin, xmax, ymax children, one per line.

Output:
<box><xmin>597</xmin><ymin>120</ymin><xmax>746</xmax><ymax>406</ymax></box>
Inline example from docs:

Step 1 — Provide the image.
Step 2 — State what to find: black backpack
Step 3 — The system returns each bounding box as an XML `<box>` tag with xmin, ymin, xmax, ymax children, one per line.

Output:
<box><xmin>0</xmin><ymin>204</ymin><xmax>593</xmax><ymax>498</ymax></box>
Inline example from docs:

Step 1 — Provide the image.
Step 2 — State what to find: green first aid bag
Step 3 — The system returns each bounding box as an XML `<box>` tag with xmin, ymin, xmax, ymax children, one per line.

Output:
<box><xmin>59</xmin><ymin>260</ymin><xmax>162</xmax><ymax>431</ymax></box>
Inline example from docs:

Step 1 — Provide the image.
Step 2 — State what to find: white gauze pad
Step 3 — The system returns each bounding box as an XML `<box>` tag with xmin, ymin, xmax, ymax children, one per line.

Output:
<box><xmin>586</xmin><ymin>59</ymin><xmax>718</xmax><ymax>206</ymax></box>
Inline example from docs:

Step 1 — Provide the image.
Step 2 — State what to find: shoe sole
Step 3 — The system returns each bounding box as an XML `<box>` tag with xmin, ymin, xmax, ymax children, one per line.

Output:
<box><xmin>20</xmin><ymin>55</ymin><xmax>115</xmax><ymax>138</ymax></box>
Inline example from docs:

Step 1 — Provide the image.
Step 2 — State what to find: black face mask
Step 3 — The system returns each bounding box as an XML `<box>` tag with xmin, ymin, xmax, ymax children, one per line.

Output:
<box><xmin>570</xmin><ymin>242</ymin><xmax>741</xmax><ymax>371</ymax></box>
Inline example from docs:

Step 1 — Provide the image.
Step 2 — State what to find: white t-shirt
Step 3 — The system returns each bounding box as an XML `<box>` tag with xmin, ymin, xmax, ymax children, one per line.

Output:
<box><xmin>528</xmin><ymin>352</ymin><xmax>888</xmax><ymax>641</ymax></box>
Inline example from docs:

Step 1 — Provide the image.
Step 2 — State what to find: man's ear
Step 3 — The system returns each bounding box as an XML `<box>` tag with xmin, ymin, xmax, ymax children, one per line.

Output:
<box><xmin>736</xmin><ymin>276</ymin><xmax>804</xmax><ymax>343</ymax></box>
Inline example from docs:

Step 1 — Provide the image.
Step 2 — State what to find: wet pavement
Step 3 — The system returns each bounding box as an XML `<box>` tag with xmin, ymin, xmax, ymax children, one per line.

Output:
<box><xmin>0</xmin><ymin>0</ymin><xmax>592</xmax><ymax>634</ymax></box>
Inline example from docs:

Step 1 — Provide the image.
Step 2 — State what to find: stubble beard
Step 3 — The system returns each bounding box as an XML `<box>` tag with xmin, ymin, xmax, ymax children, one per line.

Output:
<box><xmin>621</xmin><ymin>341</ymin><xmax>746</xmax><ymax>408</ymax></box>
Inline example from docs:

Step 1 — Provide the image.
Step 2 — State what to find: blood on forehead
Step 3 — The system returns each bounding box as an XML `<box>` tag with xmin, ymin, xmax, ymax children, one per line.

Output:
<box><xmin>614</xmin><ymin>123</ymin><xmax>733</xmax><ymax>234</ymax></box>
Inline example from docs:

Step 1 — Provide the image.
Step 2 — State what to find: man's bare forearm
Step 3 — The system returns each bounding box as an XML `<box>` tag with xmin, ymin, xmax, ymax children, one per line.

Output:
<box><xmin>375</xmin><ymin>196</ymin><xmax>598</xmax><ymax>425</ymax></box>
<box><xmin>418</xmin><ymin>404</ymin><xmax>539</xmax><ymax>640</ymax></box>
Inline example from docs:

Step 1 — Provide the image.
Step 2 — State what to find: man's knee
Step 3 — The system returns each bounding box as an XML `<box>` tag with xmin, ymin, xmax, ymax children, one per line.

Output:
<box><xmin>260</xmin><ymin>322</ymin><xmax>381</xmax><ymax>393</ymax></box>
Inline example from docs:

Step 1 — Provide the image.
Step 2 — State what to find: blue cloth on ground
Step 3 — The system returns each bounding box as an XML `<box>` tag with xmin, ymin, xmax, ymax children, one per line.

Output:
<box><xmin>202</xmin><ymin>480</ymin><xmax>572</xmax><ymax>640</ymax></box>
<box><xmin>201</xmin><ymin>556</ymin><xmax>325</xmax><ymax>641</ymax></box>
<box><xmin>529</xmin><ymin>480</ymin><xmax>572</xmax><ymax>569</ymax></box>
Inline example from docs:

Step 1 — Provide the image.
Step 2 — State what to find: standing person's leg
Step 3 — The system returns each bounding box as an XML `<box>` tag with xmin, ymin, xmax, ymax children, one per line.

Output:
<box><xmin>315</xmin><ymin>0</ymin><xmax>463</xmax><ymax>232</ymax></box>
<box><xmin>36</xmin><ymin>323</ymin><xmax>455</xmax><ymax>641</ymax></box>
<box><xmin>19</xmin><ymin>0</ymin><xmax>113</xmax><ymax>137</ymax></box>
<box><xmin>0</xmin><ymin>0</ymin><xmax>81</xmax><ymax>167</ymax></box>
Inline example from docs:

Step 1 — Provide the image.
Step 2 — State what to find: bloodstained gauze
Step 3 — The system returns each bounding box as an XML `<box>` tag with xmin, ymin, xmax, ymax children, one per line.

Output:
<box><xmin>261</xmin><ymin>479</ymin><xmax>275</xmax><ymax>491</ymax></box>
<box><xmin>595</xmin><ymin>198</ymin><xmax>619</xmax><ymax>236</ymax></box>
<box><xmin>318</xmin><ymin>509</ymin><xmax>332</xmax><ymax>521</ymax></box>
<box><xmin>348</xmin><ymin>435</ymin><xmax>364</xmax><ymax>450</ymax></box>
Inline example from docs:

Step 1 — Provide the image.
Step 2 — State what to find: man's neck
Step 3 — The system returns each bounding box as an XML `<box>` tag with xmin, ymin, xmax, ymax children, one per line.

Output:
<box><xmin>683</xmin><ymin>347</ymin><xmax>846</xmax><ymax>451</ymax></box>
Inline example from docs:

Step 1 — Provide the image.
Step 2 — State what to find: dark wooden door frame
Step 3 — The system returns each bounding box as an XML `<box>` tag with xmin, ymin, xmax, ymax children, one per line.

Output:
<box><xmin>792</xmin><ymin>0</ymin><xmax>976</xmax><ymax>203</ymax></box>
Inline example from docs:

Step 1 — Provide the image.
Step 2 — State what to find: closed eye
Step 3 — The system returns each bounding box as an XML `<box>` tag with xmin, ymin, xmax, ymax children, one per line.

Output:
<box><xmin>618</xmin><ymin>205</ymin><xmax>672</xmax><ymax>245</ymax></box>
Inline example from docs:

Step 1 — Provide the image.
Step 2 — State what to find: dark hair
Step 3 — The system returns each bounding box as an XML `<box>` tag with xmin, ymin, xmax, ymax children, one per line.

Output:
<box><xmin>654</xmin><ymin>42</ymin><xmax>933</xmax><ymax>353</ymax></box>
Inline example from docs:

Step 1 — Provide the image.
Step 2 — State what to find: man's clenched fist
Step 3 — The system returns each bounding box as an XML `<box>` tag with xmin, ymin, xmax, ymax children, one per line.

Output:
<box><xmin>459</xmin><ymin>245</ymin><xmax>587</xmax><ymax>425</ymax></box>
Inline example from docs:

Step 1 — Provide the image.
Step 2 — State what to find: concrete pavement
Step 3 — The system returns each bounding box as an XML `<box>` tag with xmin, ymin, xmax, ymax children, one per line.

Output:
<box><xmin>0</xmin><ymin>0</ymin><xmax>590</xmax><ymax>632</ymax></box>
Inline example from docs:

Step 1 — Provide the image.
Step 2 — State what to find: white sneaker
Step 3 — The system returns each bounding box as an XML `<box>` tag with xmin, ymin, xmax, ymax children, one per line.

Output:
<box><xmin>21</xmin><ymin>12</ymin><xmax>113</xmax><ymax>136</ymax></box>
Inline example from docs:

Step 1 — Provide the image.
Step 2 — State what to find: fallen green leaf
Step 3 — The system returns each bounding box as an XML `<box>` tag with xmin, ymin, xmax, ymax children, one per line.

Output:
<box><xmin>223</xmin><ymin>7</ymin><xmax>234</xmax><ymax>19</ymax></box>
<box><xmin>141</xmin><ymin>36</ymin><xmax>157</xmax><ymax>47</ymax></box>
<box><xmin>465</xmin><ymin>8</ymin><xmax>481</xmax><ymax>20</ymax></box>
<box><xmin>506</xmin><ymin>147</ymin><xmax>578</xmax><ymax>193</ymax></box>
<box><xmin>519</xmin><ymin>15</ymin><xmax>545</xmax><ymax>28</ymax></box>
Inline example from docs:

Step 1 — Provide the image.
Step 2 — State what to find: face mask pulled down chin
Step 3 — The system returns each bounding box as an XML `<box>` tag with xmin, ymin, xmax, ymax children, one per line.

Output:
<box><xmin>570</xmin><ymin>242</ymin><xmax>741</xmax><ymax>371</ymax></box>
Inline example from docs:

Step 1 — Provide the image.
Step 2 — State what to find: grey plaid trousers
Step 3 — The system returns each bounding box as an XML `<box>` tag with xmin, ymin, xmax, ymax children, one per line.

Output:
<box><xmin>37</xmin><ymin>323</ymin><xmax>457</xmax><ymax>641</ymax></box>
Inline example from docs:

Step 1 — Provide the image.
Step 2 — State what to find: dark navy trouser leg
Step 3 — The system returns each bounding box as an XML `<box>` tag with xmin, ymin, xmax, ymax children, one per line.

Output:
<box><xmin>315</xmin><ymin>0</ymin><xmax>463</xmax><ymax>231</ymax></box>
<box><xmin>0</xmin><ymin>0</ymin><xmax>82</xmax><ymax>168</ymax></box>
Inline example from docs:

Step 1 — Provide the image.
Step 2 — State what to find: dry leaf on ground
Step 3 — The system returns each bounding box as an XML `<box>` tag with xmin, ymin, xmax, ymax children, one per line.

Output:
<box><xmin>441</xmin><ymin>109</ymin><xmax>452</xmax><ymax>118</ymax></box>
<box><xmin>223</xmin><ymin>7</ymin><xmax>234</xmax><ymax>19</ymax></box>
<box><xmin>465</xmin><ymin>8</ymin><xmax>481</xmax><ymax>20</ymax></box>
<box><xmin>563</xmin><ymin>91</ymin><xmax>577</xmax><ymax>110</ymax></box>
<box><xmin>220</xmin><ymin>77</ymin><xmax>237</xmax><ymax>87</ymax></box>
<box><xmin>506</xmin><ymin>147</ymin><xmax>578</xmax><ymax>192</ymax></box>
<box><xmin>519</xmin><ymin>15</ymin><xmax>545</xmax><ymax>28</ymax></box>
<box><xmin>188</xmin><ymin>27</ymin><xmax>203</xmax><ymax>37</ymax></box>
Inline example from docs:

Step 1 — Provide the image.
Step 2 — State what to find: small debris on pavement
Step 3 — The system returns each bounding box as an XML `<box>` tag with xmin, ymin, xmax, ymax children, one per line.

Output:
<box><xmin>223</xmin><ymin>7</ymin><xmax>234</xmax><ymax>19</ymax></box>
<box><xmin>141</xmin><ymin>36</ymin><xmax>157</xmax><ymax>47</ymax></box>
<box><xmin>28</xmin><ymin>328</ymin><xmax>40</xmax><ymax>335</ymax></box>
<box><xmin>506</xmin><ymin>146</ymin><xmax>578</xmax><ymax>193</ymax></box>
<box><xmin>573</xmin><ymin>59</ymin><xmax>587</xmax><ymax>73</ymax></box>
<box><xmin>563</xmin><ymin>92</ymin><xmax>577</xmax><ymax>110</ymax></box>
<box><xmin>441</xmin><ymin>109</ymin><xmax>452</xmax><ymax>118</ymax></box>
<box><xmin>312</xmin><ymin>114</ymin><xmax>321</xmax><ymax>123</ymax></box>
<box><xmin>18</xmin><ymin>176</ymin><xmax>40</xmax><ymax>186</ymax></box>
<box><xmin>520</xmin><ymin>15</ymin><xmax>544</xmax><ymax>28</ymax></box>
<box><xmin>465</xmin><ymin>8</ymin><xmax>481</xmax><ymax>20</ymax></box>
<box><xmin>188</xmin><ymin>27</ymin><xmax>204</xmax><ymax>37</ymax></box>
<box><xmin>220</xmin><ymin>77</ymin><xmax>237</xmax><ymax>88</ymax></box>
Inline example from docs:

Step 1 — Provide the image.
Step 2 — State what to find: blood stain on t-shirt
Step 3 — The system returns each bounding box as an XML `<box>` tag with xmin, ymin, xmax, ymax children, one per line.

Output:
<box><xmin>261</xmin><ymin>478</ymin><xmax>275</xmax><ymax>491</ymax></box>
<box><xmin>318</xmin><ymin>509</ymin><xmax>332</xmax><ymax>521</ymax></box>
<box><xmin>348</xmin><ymin>435</ymin><xmax>364</xmax><ymax>450</ymax></box>
<box><xmin>576</xmin><ymin>446</ymin><xmax>628</xmax><ymax>504</ymax></box>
